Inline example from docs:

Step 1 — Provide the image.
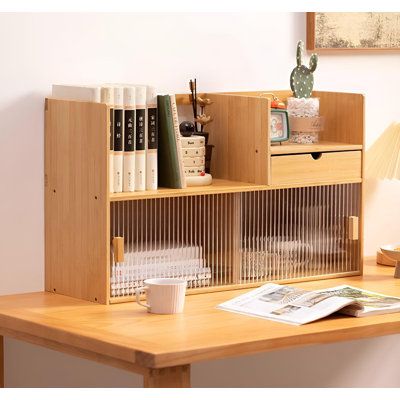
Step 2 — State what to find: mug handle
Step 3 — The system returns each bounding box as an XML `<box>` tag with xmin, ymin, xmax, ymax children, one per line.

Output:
<box><xmin>135</xmin><ymin>286</ymin><xmax>150</xmax><ymax>310</ymax></box>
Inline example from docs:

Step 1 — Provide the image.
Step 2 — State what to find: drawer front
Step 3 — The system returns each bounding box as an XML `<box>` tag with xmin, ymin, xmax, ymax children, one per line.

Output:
<box><xmin>271</xmin><ymin>151</ymin><xmax>362</xmax><ymax>185</ymax></box>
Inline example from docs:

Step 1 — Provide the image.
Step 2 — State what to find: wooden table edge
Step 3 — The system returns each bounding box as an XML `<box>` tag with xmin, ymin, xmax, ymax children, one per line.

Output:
<box><xmin>0</xmin><ymin>327</ymin><xmax>190</xmax><ymax>388</ymax></box>
<box><xmin>138</xmin><ymin>319</ymin><xmax>400</xmax><ymax>368</ymax></box>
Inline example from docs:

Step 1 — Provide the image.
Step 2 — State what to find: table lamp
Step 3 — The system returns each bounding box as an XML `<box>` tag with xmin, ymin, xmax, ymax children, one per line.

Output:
<box><xmin>366</xmin><ymin>122</ymin><xmax>400</xmax><ymax>277</ymax></box>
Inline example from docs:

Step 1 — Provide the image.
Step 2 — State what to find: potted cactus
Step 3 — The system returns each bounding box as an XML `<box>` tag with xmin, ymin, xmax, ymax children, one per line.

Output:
<box><xmin>290</xmin><ymin>40</ymin><xmax>318</xmax><ymax>98</ymax></box>
<box><xmin>287</xmin><ymin>41</ymin><xmax>324</xmax><ymax>144</ymax></box>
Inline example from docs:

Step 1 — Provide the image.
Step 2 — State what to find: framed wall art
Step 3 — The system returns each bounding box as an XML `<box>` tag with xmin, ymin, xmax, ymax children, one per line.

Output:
<box><xmin>307</xmin><ymin>12</ymin><xmax>400</xmax><ymax>51</ymax></box>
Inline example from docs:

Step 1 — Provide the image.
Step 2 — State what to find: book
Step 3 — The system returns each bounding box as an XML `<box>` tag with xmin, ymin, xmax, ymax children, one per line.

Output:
<box><xmin>113</xmin><ymin>87</ymin><xmax>124</xmax><ymax>193</ymax></box>
<box><xmin>181</xmin><ymin>135</ymin><xmax>206</xmax><ymax>148</ymax></box>
<box><xmin>157</xmin><ymin>95</ymin><xmax>183</xmax><ymax>188</ymax></box>
<box><xmin>123</xmin><ymin>241</ymin><xmax>203</xmax><ymax>262</ymax></box>
<box><xmin>123</xmin><ymin>86</ymin><xmax>136</xmax><ymax>192</ymax></box>
<box><xmin>146</xmin><ymin>86</ymin><xmax>158</xmax><ymax>190</ymax></box>
<box><xmin>182</xmin><ymin>147</ymin><xmax>205</xmax><ymax>157</ymax></box>
<box><xmin>218</xmin><ymin>283</ymin><xmax>400</xmax><ymax>325</ymax></box>
<box><xmin>100</xmin><ymin>87</ymin><xmax>114</xmax><ymax>193</ymax></box>
<box><xmin>135</xmin><ymin>86</ymin><xmax>147</xmax><ymax>191</ymax></box>
<box><xmin>169</xmin><ymin>95</ymin><xmax>187</xmax><ymax>188</ymax></box>
<box><xmin>183</xmin><ymin>156</ymin><xmax>205</xmax><ymax>167</ymax></box>
<box><xmin>184</xmin><ymin>166</ymin><xmax>205</xmax><ymax>176</ymax></box>
<box><xmin>51</xmin><ymin>84</ymin><xmax>101</xmax><ymax>102</ymax></box>
<box><xmin>110</xmin><ymin>242</ymin><xmax>208</xmax><ymax>296</ymax></box>
<box><xmin>110</xmin><ymin>260</ymin><xmax>211</xmax><ymax>296</ymax></box>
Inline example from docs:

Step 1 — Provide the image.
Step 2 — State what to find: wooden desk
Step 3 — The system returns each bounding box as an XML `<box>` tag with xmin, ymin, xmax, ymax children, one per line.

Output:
<box><xmin>1</xmin><ymin>262</ymin><xmax>399</xmax><ymax>388</ymax></box>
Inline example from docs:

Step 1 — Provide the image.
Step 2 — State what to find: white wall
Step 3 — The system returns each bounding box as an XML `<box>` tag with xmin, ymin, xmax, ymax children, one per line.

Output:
<box><xmin>0</xmin><ymin>12</ymin><xmax>399</xmax><ymax>387</ymax></box>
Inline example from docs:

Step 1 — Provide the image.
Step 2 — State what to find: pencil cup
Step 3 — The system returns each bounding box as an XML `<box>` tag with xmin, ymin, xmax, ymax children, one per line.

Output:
<box><xmin>135</xmin><ymin>278</ymin><xmax>187</xmax><ymax>314</ymax></box>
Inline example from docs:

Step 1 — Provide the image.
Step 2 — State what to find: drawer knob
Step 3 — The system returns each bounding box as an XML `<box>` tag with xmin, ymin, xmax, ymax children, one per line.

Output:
<box><xmin>311</xmin><ymin>152</ymin><xmax>322</xmax><ymax>160</ymax></box>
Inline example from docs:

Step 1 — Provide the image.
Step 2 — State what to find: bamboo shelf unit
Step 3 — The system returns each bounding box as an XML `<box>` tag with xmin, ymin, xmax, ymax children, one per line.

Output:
<box><xmin>45</xmin><ymin>90</ymin><xmax>364</xmax><ymax>304</ymax></box>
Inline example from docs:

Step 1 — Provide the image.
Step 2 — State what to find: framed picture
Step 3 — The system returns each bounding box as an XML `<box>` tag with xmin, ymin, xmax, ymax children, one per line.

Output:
<box><xmin>307</xmin><ymin>12</ymin><xmax>400</xmax><ymax>51</ymax></box>
<box><xmin>270</xmin><ymin>109</ymin><xmax>290</xmax><ymax>143</ymax></box>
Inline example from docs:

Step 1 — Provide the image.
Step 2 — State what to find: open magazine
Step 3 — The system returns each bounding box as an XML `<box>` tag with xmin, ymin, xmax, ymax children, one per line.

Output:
<box><xmin>217</xmin><ymin>284</ymin><xmax>400</xmax><ymax>325</ymax></box>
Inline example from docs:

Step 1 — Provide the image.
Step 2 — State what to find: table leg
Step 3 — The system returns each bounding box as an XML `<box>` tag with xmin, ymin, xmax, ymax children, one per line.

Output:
<box><xmin>0</xmin><ymin>336</ymin><xmax>4</xmax><ymax>388</ymax></box>
<box><xmin>394</xmin><ymin>261</ymin><xmax>400</xmax><ymax>279</ymax></box>
<box><xmin>143</xmin><ymin>365</ymin><xmax>191</xmax><ymax>388</ymax></box>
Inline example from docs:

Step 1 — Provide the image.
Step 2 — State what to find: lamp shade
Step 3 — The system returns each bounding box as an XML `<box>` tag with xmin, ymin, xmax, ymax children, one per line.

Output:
<box><xmin>366</xmin><ymin>122</ymin><xmax>400</xmax><ymax>180</ymax></box>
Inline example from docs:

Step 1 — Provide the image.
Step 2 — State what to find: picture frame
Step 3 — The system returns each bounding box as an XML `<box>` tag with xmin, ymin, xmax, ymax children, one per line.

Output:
<box><xmin>307</xmin><ymin>12</ymin><xmax>400</xmax><ymax>52</ymax></box>
<box><xmin>270</xmin><ymin>109</ymin><xmax>290</xmax><ymax>143</ymax></box>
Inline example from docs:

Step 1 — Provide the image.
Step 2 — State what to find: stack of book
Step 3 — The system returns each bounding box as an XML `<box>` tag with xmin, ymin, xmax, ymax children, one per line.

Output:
<box><xmin>181</xmin><ymin>135</ymin><xmax>206</xmax><ymax>177</ymax></box>
<box><xmin>110</xmin><ymin>243</ymin><xmax>212</xmax><ymax>297</ymax></box>
<box><xmin>51</xmin><ymin>84</ymin><xmax>158</xmax><ymax>193</ymax></box>
<box><xmin>52</xmin><ymin>85</ymin><xmax>201</xmax><ymax>191</ymax></box>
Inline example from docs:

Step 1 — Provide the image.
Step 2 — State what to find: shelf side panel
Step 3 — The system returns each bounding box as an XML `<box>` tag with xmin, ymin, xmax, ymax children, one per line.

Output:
<box><xmin>44</xmin><ymin>98</ymin><xmax>109</xmax><ymax>304</ymax></box>
<box><xmin>206</xmin><ymin>94</ymin><xmax>269</xmax><ymax>184</ymax></box>
<box><xmin>314</xmin><ymin>91</ymin><xmax>364</xmax><ymax>145</ymax></box>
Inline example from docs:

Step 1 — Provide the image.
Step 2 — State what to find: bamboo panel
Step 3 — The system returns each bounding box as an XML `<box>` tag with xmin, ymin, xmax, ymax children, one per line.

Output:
<box><xmin>45</xmin><ymin>98</ymin><xmax>109</xmax><ymax>304</ymax></box>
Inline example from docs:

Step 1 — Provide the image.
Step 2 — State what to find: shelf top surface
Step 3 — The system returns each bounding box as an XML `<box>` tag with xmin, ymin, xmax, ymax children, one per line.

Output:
<box><xmin>270</xmin><ymin>141</ymin><xmax>363</xmax><ymax>155</ymax></box>
<box><xmin>0</xmin><ymin>262</ymin><xmax>399</xmax><ymax>369</ymax></box>
<box><xmin>109</xmin><ymin>179</ymin><xmax>269</xmax><ymax>201</ymax></box>
<box><xmin>109</xmin><ymin>176</ymin><xmax>363</xmax><ymax>201</ymax></box>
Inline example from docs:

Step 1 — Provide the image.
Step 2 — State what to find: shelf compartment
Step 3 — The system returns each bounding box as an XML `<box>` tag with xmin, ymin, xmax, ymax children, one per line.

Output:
<box><xmin>110</xmin><ymin>193</ymin><xmax>239</xmax><ymax>299</ymax></box>
<box><xmin>239</xmin><ymin>184</ymin><xmax>361</xmax><ymax>284</ymax></box>
<box><xmin>109</xmin><ymin>184</ymin><xmax>361</xmax><ymax>301</ymax></box>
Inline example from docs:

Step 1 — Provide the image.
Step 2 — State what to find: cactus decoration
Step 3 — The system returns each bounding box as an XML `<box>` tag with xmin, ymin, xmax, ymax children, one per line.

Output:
<box><xmin>290</xmin><ymin>40</ymin><xmax>318</xmax><ymax>98</ymax></box>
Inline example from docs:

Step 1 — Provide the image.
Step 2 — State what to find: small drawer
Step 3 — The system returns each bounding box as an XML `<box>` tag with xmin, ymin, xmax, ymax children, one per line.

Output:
<box><xmin>270</xmin><ymin>151</ymin><xmax>362</xmax><ymax>186</ymax></box>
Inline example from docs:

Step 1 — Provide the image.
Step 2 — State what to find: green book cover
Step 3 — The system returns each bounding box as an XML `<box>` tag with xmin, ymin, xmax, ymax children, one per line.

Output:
<box><xmin>157</xmin><ymin>95</ymin><xmax>182</xmax><ymax>188</ymax></box>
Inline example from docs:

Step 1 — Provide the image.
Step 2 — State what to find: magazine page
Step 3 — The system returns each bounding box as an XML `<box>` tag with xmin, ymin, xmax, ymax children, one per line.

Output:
<box><xmin>312</xmin><ymin>285</ymin><xmax>400</xmax><ymax>317</ymax></box>
<box><xmin>217</xmin><ymin>283</ymin><xmax>359</xmax><ymax>325</ymax></box>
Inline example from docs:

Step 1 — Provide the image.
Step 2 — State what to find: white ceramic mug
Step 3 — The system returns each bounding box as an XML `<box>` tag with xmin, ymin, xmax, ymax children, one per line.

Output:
<box><xmin>135</xmin><ymin>278</ymin><xmax>187</xmax><ymax>314</ymax></box>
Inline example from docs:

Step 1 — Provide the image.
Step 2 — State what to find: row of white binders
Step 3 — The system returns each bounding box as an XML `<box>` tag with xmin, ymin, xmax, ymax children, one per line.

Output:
<box><xmin>110</xmin><ymin>243</ymin><xmax>212</xmax><ymax>297</ymax></box>
<box><xmin>52</xmin><ymin>84</ymin><xmax>158</xmax><ymax>193</ymax></box>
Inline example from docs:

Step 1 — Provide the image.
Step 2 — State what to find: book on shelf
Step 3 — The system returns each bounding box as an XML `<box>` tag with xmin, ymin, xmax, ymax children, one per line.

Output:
<box><xmin>157</xmin><ymin>95</ymin><xmax>186</xmax><ymax>189</ymax></box>
<box><xmin>50</xmin><ymin>83</ymin><xmax>159</xmax><ymax>194</ymax></box>
<box><xmin>123</xmin><ymin>86</ymin><xmax>136</xmax><ymax>192</ymax></box>
<box><xmin>135</xmin><ymin>86</ymin><xmax>147</xmax><ymax>191</ymax></box>
<box><xmin>101</xmin><ymin>87</ymin><xmax>114</xmax><ymax>193</ymax></box>
<box><xmin>113</xmin><ymin>87</ymin><xmax>124</xmax><ymax>193</ymax></box>
<box><xmin>180</xmin><ymin>135</ymin><xmax>206</xmax><ymax>148</ymax></box>
<box><xmin>146</xmin><ymin>86</ymin><xmax>158</xmax><ymax>191</ymax></box>
<box><xmin>218</xmin><ymin>283</ymin><xmax>400</xmax><ymax>325</ymax></box>
<box><xmin>123</xmin><ymin>241</ymin><xmax>202</xmax><ymax>262</ymax></box>
<box><xmin>157</xmin><ymin>95</ymin><xmax>180</xmax><ymax>188</ymax></box>
<box><xmin>180</xmin><ymin>134</ymin><xmax>208</xmax><ymax>183</ymax></box>
<box><xmin>169</xmin><ymin>94</ymin><xmax>187</xmax><ymax>188</ymax></box>
<box><xmin>110</xmin><ymin>242</ymin><xmax>211</xmax><ymax>296</ymax></box>
<box><xmin>51</xmin><ymin>84</ymin><xmax>101</xmax><ymax>102</ymax></box>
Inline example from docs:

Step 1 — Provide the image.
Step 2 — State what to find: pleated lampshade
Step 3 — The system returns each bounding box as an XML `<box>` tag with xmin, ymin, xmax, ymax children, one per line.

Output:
<box><xmin>367</xmin><ymin>122</ymin><xmax>400</xmax><ymax>180</ymax></box>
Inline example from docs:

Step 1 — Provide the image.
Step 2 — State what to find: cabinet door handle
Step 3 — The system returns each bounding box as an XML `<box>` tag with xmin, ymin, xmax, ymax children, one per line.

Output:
<box><xmin>348</xmin><ymin>216</ymin><xmax>359</xmax><ymax>240</ymax></box>
<box><xmin>112</xmin><ymin>236</ymin><xmax>125</xmax><ymax>263</ymax></box>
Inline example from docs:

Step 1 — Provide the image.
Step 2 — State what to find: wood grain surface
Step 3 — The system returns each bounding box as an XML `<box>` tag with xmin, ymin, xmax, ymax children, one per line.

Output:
<box><xmin>0</xmin><ymin>262</ymin><xmax>399</xmax><ymax>370</ymax></box>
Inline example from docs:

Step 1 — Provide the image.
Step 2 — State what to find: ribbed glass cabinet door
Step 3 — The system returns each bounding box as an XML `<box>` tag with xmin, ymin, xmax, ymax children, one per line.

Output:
<box><xmin>110</xmin><ymin>183</ymin><xmax>361</xmax><ymax>299</ymax></box>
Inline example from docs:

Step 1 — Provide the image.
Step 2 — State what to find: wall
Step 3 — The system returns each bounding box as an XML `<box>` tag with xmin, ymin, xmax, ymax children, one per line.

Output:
<box><xmin>0</xmin><ymin>12</ymin><xmax>399</xmax><ymax>387</ymax></box>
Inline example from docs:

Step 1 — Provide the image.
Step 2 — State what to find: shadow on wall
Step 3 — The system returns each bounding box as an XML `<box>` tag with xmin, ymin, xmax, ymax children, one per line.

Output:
<box><xmin>193</xmin><ymin>333</ymin><xmax>400</xmax><ymax>388</ymax></box>
<box><xmin>364</xmin><ymin>177</ymin><xmax>400</xmax><ymax>255</ymax></box>
<box><xmin>5</xmin><ymin>334</ymin><xmax>400</xmax><ymax>387</ymax></box>
<box><xmin>0</xmin><ymin>93</ymin><xmax>46</xmax><ymax>295</ymax></box>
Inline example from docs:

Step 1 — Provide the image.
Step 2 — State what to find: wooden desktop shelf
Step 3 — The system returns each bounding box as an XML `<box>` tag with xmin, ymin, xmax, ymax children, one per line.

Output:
<box><xmin>270</xmin><ymin>141</ymin><xmax>363</xmax><ymax>155</ymax></box>
<box><xmin>45</xmin><ymin>90</ymin><xmax>365</xmax><ymax>305</ymax></box>
<box><xmin>109</xmin><ymin>179</ymin><xmax>268</xmax><ymax>201</ymax></box>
